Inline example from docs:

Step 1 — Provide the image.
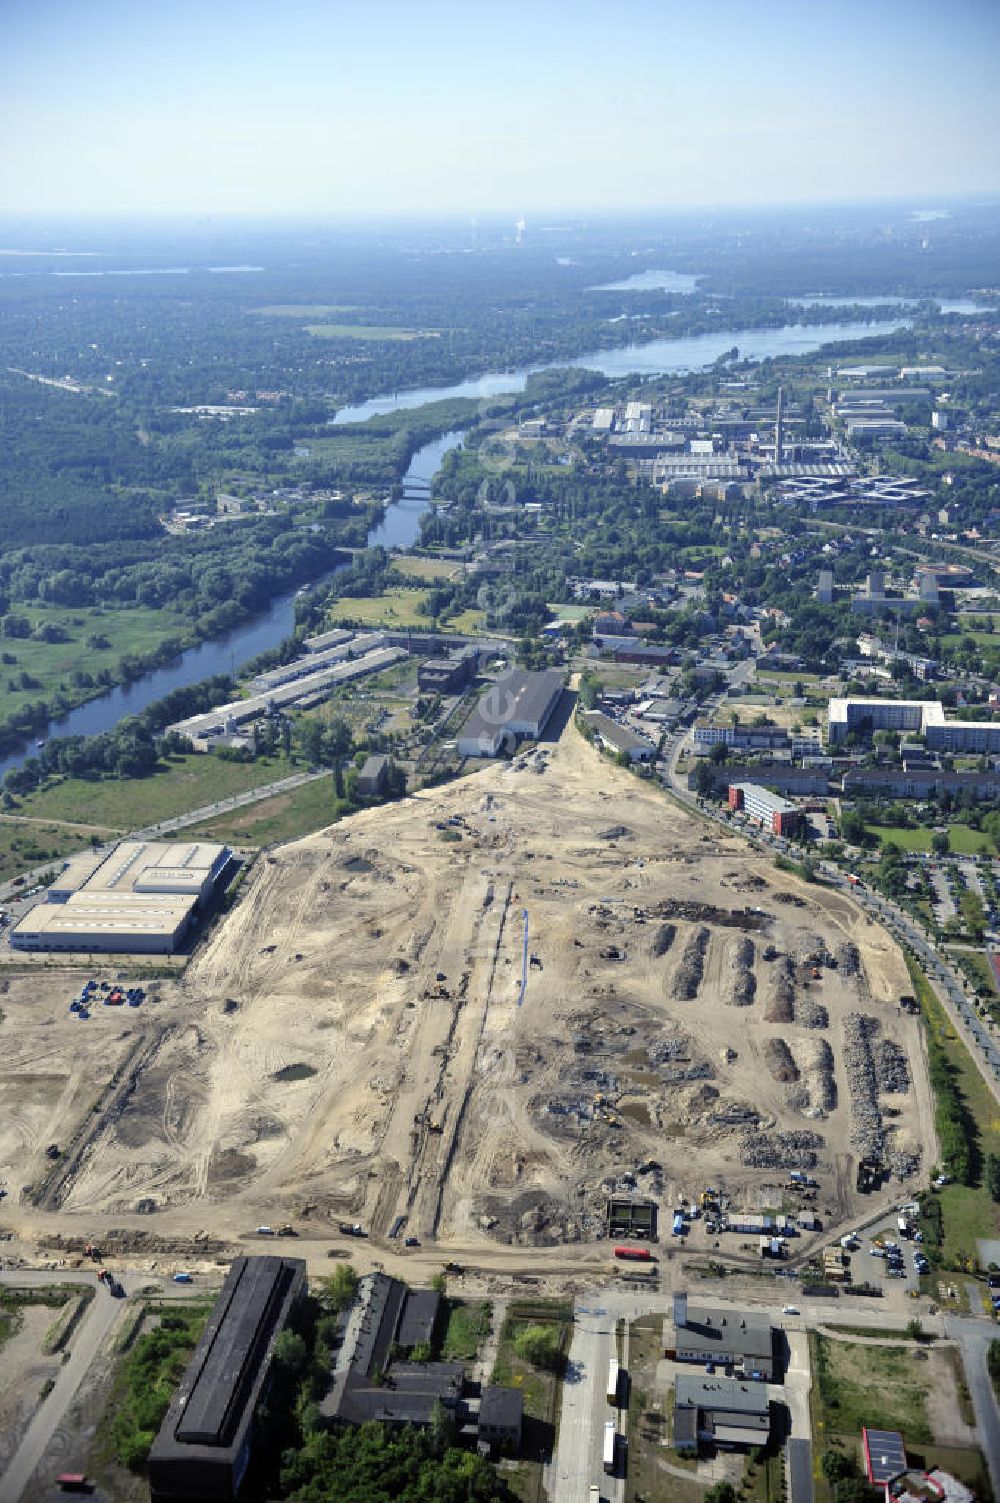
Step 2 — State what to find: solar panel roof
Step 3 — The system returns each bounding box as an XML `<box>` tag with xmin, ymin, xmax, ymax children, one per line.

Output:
<box><xmin>863</xmin><ymin>1428</ymin><xmax>907</xmax><ymax>1484</ymax></box>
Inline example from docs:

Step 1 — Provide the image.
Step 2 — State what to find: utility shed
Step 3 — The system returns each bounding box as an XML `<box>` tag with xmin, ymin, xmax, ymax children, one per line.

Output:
<box><xmin>356</xmin><ymin>754</ymin><xmax>389</xmax><ymax>797</ymax></box>
<box><xmin>148</xmin><ymin>1255</ymin><xmax>306</xmax><ymax>1503</ymax></box>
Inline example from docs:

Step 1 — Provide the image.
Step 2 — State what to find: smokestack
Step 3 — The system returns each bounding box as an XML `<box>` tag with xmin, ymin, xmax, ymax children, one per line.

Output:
<box><xmin>673</xmin><ymin>1291</ymin><xmax>688</xmax><ymax>1330</ymax></box>
<box><xmin>775</xmin><ymin>385</ymin><xmax>784</xmax><ymax>464</ymax></box>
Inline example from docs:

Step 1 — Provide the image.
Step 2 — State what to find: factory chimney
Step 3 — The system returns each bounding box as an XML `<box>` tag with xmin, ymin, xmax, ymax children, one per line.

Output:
<box><xmin>774</xmin><ymin>385</ymin><xmax>784</xmax><ymax>464</ymax></box>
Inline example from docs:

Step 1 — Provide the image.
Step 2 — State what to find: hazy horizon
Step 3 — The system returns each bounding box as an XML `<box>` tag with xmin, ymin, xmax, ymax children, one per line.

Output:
<box><xmin>2</xmin><ymin>0</ymin><xmax>998</xmax><ymax>218</ymax></box>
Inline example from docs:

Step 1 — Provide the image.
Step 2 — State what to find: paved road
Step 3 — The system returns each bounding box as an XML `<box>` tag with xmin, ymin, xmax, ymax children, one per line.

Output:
<box><xmin>134</xmin><ymin>767</ymin><xmax>333</xmax><ymax>840</ymax></box>
<box><xmin>551</xmin><ymin>1305</ymin><xmax>617</xmax><ymax>1503</ymax></box>
<box><xmin>943</xmin><ymin>1321</ymin><xmax>1000</xmax><ymax>1500</ymax></box>
<box><xmin>788</xmin><ymin>1439</ymin><xmax>814</xmax><ymax>1503</ymax></box>
<box><xmin>0</xmin><ymin>1269</ymin><xmax>147</xmax><ymax>1503</ymax></box>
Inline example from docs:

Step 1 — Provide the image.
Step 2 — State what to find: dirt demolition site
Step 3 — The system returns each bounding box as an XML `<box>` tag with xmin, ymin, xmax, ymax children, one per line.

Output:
<box><xmin>0</xmin><ymin>725</ymin><xmax>936</xmax><ymax>1273</ymax></box>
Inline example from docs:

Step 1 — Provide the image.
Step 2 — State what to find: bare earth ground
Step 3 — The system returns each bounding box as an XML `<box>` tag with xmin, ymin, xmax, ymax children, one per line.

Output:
<box><xmin>0</xmin><ymin>721</ymin><xmax>935</xmax><ymax>1269</ymax></box>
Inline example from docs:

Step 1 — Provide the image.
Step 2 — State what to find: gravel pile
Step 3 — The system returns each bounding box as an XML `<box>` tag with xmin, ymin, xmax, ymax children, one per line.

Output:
<box><xmin>874</xmin><ymin>1037</ymin><xmax>910</xmax><ymax>1094</ymax></box>
<box><xmin>740</xmin><ymin>1129</ymin><xmax>823</xmax><ymax>1169</ymax></box>
<box><xmin>727</xmin><ymin>936</ymin><xmax>757</xmax><ymax>1007</ymax></box>
<box><xmin>764</xmin><ymin>957</ymin><xmax>796</xmax><ymax>1023</ymax></box>
<box><xmin>763</xmin><ymin>1038</ymin><xmax>799</xmax><ymax>1083</ymax></box>
<box><xmin>672</xmin><ymin>925</ymin><xmax>709</xmax><ymax>1000</ymax></box>
<box><xmin>843</xmin><ymin>1011</ymin><xmax>885</xmax><ymax>1163</ymax></box>
<box><xmin>650</xmin><ymin>923</ymin><xmax>677</xmax><ymax>958</ymax></box>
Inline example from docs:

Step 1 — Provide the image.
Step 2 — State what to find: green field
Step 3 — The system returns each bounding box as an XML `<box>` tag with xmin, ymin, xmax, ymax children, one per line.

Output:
<box><xmin>441</xmin><ymin>607</ymin><xmax>486</xmax><ymax>634</ymax></box>
<box><xmin>393</xmin><ymin>556</ymin><xmax>461</xmax><ymax>581</ymax></box>
<box><xmin>304</xmin><ymin>323</ymin><xmax>439</xmax><ymax>341</ymax></box>
<box><xmin>185</xmin><ymin>775</ymin><xmax>347</xmax><ymax>848</ymax></box>
<box><xmin>0</xmin><ymin>603</ymin><xmax>191</xmax><ymax>728</ymax></box>
<box><xmin>546</xmin><ymin>602</ymin><xmax>591</xmax><ymax>622</ymax></box>
<box><xmin>0</xmin><ymin>819</ymin><xmax>99</xmax><ymax>885</ymax></box>
<box><xmin>440</xmin><ymin>1299</ymin><xmax>492</xmax><ymax>1361</ymax></box>
<box><xmin>14</xmin><ymin>752</ymin><xmax>296</xmax><ymax>833</ymax></box>
<box><xmin>869</xmin><ymin>823</ymin><xmax>992</xmax><ymax>855</ymax></box>
<box><xmin>907</xmin><ymin>957</ymin><xmax>1000</xmax><ymax>1265</ymax></box>
<box><xmin>326</xmin><ymin>588</ymin><xmax>432</xmax><ymax>628</ymax></box>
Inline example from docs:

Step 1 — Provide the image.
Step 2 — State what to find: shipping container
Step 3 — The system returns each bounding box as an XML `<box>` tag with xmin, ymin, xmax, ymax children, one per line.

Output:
<box><xmin>613</xmin><ymin>1245</ymin><xmax>651</xmax><ymax>1261</ymax></box>
<box><xmin>607</xmin><ymin>1358</ymin><xmax>620</xmax><ymax>1405</ymax></box>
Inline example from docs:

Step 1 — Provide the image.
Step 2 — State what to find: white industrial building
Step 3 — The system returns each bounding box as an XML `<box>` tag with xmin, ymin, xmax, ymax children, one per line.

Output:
<box><xmin>11</xmin><ymin>840</ymin><xmax>232</xmax><ymax>954</ymax></box>
<box><xmin>457</xmin><ymin>669</ymin><xmax>564</xmax><ymax>758</ymax></box>
<box><xmin>580</xmin><ymin>710</ymin><xmax>656</xmax><ymax>763</ymax></box>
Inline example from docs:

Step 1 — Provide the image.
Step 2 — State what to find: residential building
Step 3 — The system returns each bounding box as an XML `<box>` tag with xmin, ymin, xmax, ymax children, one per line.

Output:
<box><xmin>728</xmin><ymin>783</ymin><xmax>801</xmax><ymax>836</ymax></box>
<box><xmin>828</xmin><ymin>697</ymin><xmax>1000</xmax><ymax>753</ymax></box>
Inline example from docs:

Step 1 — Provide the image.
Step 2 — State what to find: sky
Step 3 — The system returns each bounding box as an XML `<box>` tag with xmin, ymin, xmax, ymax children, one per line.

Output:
<box><xmin>1</xmin><ymin>0</ymin><xmax>998</xmax><ymax>217</ymax></box>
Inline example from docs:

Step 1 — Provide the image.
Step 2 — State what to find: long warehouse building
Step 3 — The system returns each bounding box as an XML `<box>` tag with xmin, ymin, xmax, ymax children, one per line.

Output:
<box><xmin>166</xmin><ymin>646</ymin><xmax>407</xmax><ymax>749</ymax></box>
<box><xmin>149</xmin><ymin>1255</ymin><xmax>306</xmax><ymax>1503</ymax></box>
<box><xmin>11</xmin><ymin>839</ymin><xmax>232</xmax><ymax>954</ymax></box>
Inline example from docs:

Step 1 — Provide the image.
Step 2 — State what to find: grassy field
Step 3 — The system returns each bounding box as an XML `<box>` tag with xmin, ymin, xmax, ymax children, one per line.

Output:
<box><xmin>185</xmin><ymin>776</ymin><xmax>347</xmax><ymax>848</ymax></box>
<box><xmin>326</xmin><ymin>588</ymin><xmax>432</xmax><ymax>629</ymax></box>
<box><xmin>869</xmin><ymin>824</ymin><xmax>993</xmax><ymax>855</ymax></box>
<box><xmin>304</xmin><ymin>323</ymin><xmax>439</xmax><ymax>340</ymax></box>
<box><xmin>392</xmin><ymin>556</ymin><xmax>461</xmax><ymax>581</ymax></box>
<box><xmin>441</xmin><ymin>607</ymin><xmax>486</xmax><ymax>634</ymax></box>
<box><xmin>907</xmin><ymin>956</ymin><xmax>1000</xmax><ymax>1265</ymax></box>
<box><xmin>15</xmin><ymin>752</ymin><xmax>296</xmax><ymax>833</ymax></box>
<box><xmin>0</xmin><ymin>819</ymin><xmax>98</xmax><ymax>885</ymax></box>
<box><xmin>0</xmin><ymin>603</ymin><xmax>190</xmax><ymax>727</ymax></box>
<box><xmin>440</xmin><ymin>1299</ymin><xmax>492</xmax><ymax>1361</ymax></box>
<box><xmin>546</xmin><ymin>603</ymin><xmax>592</xmax><ymax>622</ymax></box>
<box><xmin>812</xmin><ymin>1333</ymin><xmax>933</xmax><ymax>1443</ymax></box>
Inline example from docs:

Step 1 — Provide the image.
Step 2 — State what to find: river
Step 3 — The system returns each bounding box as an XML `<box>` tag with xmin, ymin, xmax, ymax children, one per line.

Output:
<box><xmin>0</xmin><ymin>312</ymin><xmax>906</xmax><ymax>778</ymax></box>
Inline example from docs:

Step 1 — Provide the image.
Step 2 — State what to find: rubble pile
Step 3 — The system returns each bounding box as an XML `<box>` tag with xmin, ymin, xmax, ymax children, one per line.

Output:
<box><xmin>650</xmin><ymin>923</ymin><xmax>677</xmax><ymax>958</ymax></box>
<box><xmin>843</xmin><ymin>1011</ymin><xmax>885</xmax><ymax>1163</ymax></box>
<box><xmin>727</xmin><ymin>936</ymin><xmax>757</xmax><ymax>1007</ymax></box>
<box><xmin>763</xmin><ymin>1037</ymin><xmax>799</xmax><ymax>1083</ymax></box>
<box><xmin>797</xmin><ymin>995</ymin><xmax>829</xmax><ymax>1029</ymax></box>
<box><xmin>837</xmin><ymin>942</ymin><xmax>860</xmax><ymax>977</ymax></box>
<box><xmin>800</xmin><ymin>1037</ymin><xmax>836</xmax><ymax>1112</ymax></box>
<box><xmin>764</xmin><ymin>957</ymin><xmax>796</xmax><ymax>1023</ymax></box>
<box><xmin>740</xmin><ymin>1128</ymin><xmax>823</xmax><ymax>1170</ymax></box>
<box><xmin>874</xmin><ymin>1036</ymin><xmax>910</xmax><ymax>1094</ymax></box>
<box><xmin>672</xmin><ymin>925</ymin><xmax>710</xmax><ymax>1000</ymax></box>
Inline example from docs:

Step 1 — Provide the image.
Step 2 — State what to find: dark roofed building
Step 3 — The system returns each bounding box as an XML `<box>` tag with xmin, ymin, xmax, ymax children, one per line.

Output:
<box><xmin>674</xmin><ymin>1374</ymin><xmax>771</xmax><ymax>1451</ymax></box>
<box><xmin>418</xmin><ymin>649</ymin><xmax>478</xmax><ymax>695</ymax></box>
<box><xmin>356</xmin><ymin>754</ymin><xmax>389</xmax><ymax>797</ymax></box>
<box><xmin>396</xmin><ymin>1289</ymin><xmax>441</xmax><ymax>1351</ymax></box>
<box><xmin>148</xmin><ymin>1255</ymin><xmax>306</xmax><ymax>1503</ymax></box>
<box><xmin>478</xmin><ymin>1386</ymin><xmax>523</xmax><ymax>1451</ymax></box>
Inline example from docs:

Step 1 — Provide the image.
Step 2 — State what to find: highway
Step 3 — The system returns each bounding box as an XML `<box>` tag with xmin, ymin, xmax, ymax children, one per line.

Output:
<box><xmin>0</xmin><ymin>1269</ymin><xmax>149</xmax><ymax>1503</ymax></box>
